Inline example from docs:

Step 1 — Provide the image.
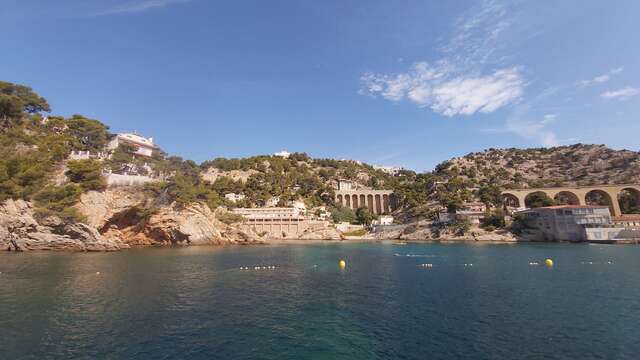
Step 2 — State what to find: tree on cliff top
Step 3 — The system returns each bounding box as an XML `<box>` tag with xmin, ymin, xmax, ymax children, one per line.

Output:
<box><xmin>0</xmin><ymin>81</ymin><xmax>50</xmax><ymax>118</ymax></box>
<box><xmin>66</xmin><ymin>115</ymin><xmax>110</xmax><ymax>151</ymax></box>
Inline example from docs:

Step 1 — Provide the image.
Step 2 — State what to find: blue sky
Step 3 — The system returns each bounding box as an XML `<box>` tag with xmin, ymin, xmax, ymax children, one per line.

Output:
<box><xmin>1</xmin><ymin>0</ymin><xmax>639</xmax><ymax>171</ymax></box>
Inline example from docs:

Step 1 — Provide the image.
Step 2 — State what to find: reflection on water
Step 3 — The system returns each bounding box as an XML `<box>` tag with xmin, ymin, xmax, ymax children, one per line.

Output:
<box><xmin>1</xmin><ymin>243</ymin><xmax>640</xmax><ymax>359</ymax></box>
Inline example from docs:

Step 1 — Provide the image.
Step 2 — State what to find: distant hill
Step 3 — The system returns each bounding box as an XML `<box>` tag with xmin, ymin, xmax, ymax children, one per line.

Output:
<box><xmin>434</xmin><ymin>144</ymin><xmax>640</xmax><ymax>189</ymax></box>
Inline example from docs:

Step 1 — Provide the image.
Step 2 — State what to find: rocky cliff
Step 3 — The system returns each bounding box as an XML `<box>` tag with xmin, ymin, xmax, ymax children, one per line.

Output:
<box><xmin>1</xmin><ymin>189</ymin><xmax>264</xmax><ymax>252</ymax></box>
<box><xmin>0</xmin><ymin>199</ymin><xmax>127</xmax><ymax>251</ymax></box>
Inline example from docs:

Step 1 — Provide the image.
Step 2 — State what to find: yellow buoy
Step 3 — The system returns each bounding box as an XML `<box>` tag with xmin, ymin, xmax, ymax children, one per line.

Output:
<box><xmin>339</xmin><ymin>260</ymin><xmax>346</xmax><ymax>269</ymax></box>
<box><xmin>545</xmin><ymin>259</ymin><xmax>554</xmax><ymax>267</ymax></box>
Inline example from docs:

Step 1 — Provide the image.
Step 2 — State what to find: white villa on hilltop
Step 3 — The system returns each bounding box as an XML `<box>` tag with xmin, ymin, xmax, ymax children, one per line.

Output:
<box><xmin>273</xmin><ymin>150</ymin><xmax>291</xmax><ymax>158</ymax></box>
<box><xmin>373</xmin><ymin>165</ymin><xmax>404</xmax><ymax>176</ymax></box>
<box><xmin>108</xmin><ymin>132</ymin><xmax>157</xmax><ymax>157</ymax></box>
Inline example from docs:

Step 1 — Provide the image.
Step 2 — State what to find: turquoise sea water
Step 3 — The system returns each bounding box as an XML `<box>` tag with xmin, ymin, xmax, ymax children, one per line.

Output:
<box><xmin>1</xmin><ymin>243</ymin><xmax>639</xmax><ymax>359</ymax></box>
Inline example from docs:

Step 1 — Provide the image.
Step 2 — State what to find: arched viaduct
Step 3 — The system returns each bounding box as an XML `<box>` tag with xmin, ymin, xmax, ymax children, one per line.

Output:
<box><xmin>335</xmin><ymin>190</ymin><xmax>396</xmax><ymax>214</ymax></box>
<box><xmin>502</xmin><ymin>184</ymin><xmax>640</xmax><ymax>216</ymax></box>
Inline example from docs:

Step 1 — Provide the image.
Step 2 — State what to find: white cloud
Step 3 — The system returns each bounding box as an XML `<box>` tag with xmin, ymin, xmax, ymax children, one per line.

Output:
<box><xmin>361</xmin><ymin>0</ymin><xmax>525</xmax><ymax>116</ymax></box>
<box><xmin>361</xmin><ymin>63</ymin><xmax>524</xmax><ymax>116</ymax></box>
<box><xmin>99</xmin><ymin>0</ymin><xmax>189</xmax><ymax>15</ymax></box>
<box><xmin>600</xmin><ymin>87</ymin><xmax>639</xmax><ymax>100</ymax></box>
<box><xmin>579</xmin><ymin>67</ymin><xmax>624</xmax><ymax>87</ymax></box>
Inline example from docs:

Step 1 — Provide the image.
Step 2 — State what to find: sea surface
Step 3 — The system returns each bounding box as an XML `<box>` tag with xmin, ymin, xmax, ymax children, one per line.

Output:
<box><xmin>1</xmin><ymin>243</ymin><xmax>639</xmax><ymax>360</ymax></box>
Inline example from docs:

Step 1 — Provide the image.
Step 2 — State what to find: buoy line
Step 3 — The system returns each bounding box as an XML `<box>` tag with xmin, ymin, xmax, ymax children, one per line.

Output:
<box><xmin>239</xmin><ymin>266</ymin><xmax>277</xmax><ymax>271</ymax></box>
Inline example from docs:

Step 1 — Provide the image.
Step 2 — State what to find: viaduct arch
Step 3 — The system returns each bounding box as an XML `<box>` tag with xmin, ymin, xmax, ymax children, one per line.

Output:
<box><xmin>335</xmin><ymin>190</ymin><xmax>396</xmax><ymax>214</ymax></box>
<box><xmin>501</xmin><ymin>184</ymin><xmax>640</xmax><ymax>216</ymax></box>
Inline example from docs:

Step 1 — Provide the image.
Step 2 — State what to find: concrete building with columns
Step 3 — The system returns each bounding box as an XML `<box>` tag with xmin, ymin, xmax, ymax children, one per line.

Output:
<box><xmin>335</xmin><ymin>189</ymin><xmax>396</xmax><ymax>214</ymax></box>
<box><xmin>517</xmin><ymin>205</ymin><xmax>624</xmax><ymax>242</ymax></box>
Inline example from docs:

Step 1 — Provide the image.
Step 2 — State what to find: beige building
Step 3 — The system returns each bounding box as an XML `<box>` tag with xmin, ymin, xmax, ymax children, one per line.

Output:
<box><xmin>232</xmin><ymin>207</ymin><xmax>308</xmax><ymax>238</ymax></box>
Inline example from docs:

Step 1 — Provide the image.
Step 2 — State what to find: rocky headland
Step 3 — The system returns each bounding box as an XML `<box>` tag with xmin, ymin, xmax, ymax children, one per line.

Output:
<box><xmin>1</xmin><ymin>188</ymin><xmax>264</xmax><ymax>252</ymax></box>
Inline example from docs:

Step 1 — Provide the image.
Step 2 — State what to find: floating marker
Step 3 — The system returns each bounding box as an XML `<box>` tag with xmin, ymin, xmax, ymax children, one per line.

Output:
<box><xmin>545</xmin><ymin>259</ymin><xmax>554</xmax><ymax>268</ymax></box>
<box><xmin>339</xmin><ymin>260</ymin><xmax>346</xmax><ymax>269</ymax></box>
<box><xmin>96</xmin><ymin>272</ymin><xmax>101</xmax><ymax>275</ymax></box>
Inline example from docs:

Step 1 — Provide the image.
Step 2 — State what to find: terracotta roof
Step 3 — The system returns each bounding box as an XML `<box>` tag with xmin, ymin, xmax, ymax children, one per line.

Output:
<box><xmin>613</xmin><ymin>215</ymin><xmax>640</xmax><ymax>221</ymax></box>
<box><xmin>539</xmin><ymin>205</ymin><xmax>609</xmax><ymax>209</ymax></box>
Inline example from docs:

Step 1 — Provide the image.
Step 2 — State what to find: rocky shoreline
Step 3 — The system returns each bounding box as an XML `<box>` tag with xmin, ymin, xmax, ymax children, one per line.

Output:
<box><xmin>2</xmin><ymin>189</ymin><xmax>526</xmax><ymax>252</ymax></box>
<box><xmin>1</xmin><ymin>188</ymin><xmax>265</xmax><ymax>252</ymax></box>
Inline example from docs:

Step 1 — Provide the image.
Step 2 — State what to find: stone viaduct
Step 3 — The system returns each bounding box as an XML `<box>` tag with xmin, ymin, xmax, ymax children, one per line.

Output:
<box><xmin>502</xmin><ymin>184</ymin><xmax>640</xmax><ymax>217</ymax></box>
<box><xmin>335</xmin><ymin>190</ymin><xmax>396</xmax><ymax>214</ymax></box>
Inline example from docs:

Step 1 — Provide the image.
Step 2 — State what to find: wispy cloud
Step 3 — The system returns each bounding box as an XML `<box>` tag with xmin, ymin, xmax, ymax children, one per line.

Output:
<box><xmin>99</xmin><ymin>0</ymin><xmax>189</xmax><ymax>15</ymax></box>
<box><xmin>484</xmin><ymin>109</ymin><xmax>559</xmax><ymax>147</ymax></box>
<box><xmin>600</xmin><ymin>86</ymin><xmax>639</xmax><ymax>100</ymax></box>
<box><xmin>361</xmin><ymin>63</ymin><xmax>524</xmax><ymax>116</ymax></box>
<box><xmin>578</xmin><ymin>67</ymin><xmax>623</xmax><ymax>87</ymax></box>
<box><xmin>483</xmin><ymin>88</ymin><xmax>565</xmax><ymax>147</ymax></box>
<box><xmin>360</xmin><ymin>0</ymin><xmax>525</xmax><ymax>117</ymax></box>
<box><xmin>443</xmin><ymin>0</ymin><xmax>513</xmax><ymax>68</ymax></box>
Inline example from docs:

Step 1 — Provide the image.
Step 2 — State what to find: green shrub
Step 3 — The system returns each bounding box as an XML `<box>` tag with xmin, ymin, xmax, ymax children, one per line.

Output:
<box><xmin>218</xmin><ymin>211</ymin><xmax>245</xmax><ymax>224</ymax></box>
<box><xmin>33</xmin><ymin>184</ymin><xmax>85</xmax><ymax>222</ymax></box>
<box><xmin>481</xmin><ymin>209</ymin><xmax>506</xmax><ymax>229</ymax></box>
<box><xmin>66</xmin><ymin>159</ymin><xmax>106</xmax><ymax>191</ymax></box>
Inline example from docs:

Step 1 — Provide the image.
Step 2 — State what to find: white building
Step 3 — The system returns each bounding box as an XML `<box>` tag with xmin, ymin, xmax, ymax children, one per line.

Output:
<box><xmin>265</xmin><ymin>196</ymin><xmax>281</xmax><ymax>207</ymax></box>
<box><xmin>337</xmin><ymin>179</ymin><xmax>353</xmax><ymax>191</ymax></box>
<box><xmin>373</xmin><ymin>165</ymin><xmax>404</xmax><ymax>176</ymax></box>
<box><xmin>225</xmin><ymin>193</ymin><xmax>246</xmax><ymax>203</ymax></box>
<box><xmin>313</xmin><ymin>206</ymin><xmax>332</xmax><ymax>221</ymax></box>
<box><xmin>108</xmin><ymin>133</ymin><xmax>157</xmax><ymax>157</ymax></box>
<box><xmin>287</xmin><ymin>200</ymin><xmax>307</xmax><ymax>212</ymax></box>
<box><xmin>372</xmin><ymin>215</ymin><xmax>394</xmax><ymax>226</ymax></box>
<box><xmin>273</xmin><ymin>150</ymin><xmax>291</xmax><ymax>158</ymax></box>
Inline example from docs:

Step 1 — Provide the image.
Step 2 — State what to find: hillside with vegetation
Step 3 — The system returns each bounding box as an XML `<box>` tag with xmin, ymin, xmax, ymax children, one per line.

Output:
<box><xmin>435</xmin><ymin>145</ymin><xmax>640</xmax><ymax>189</ymax></box>
<box><xmin>2</xmin><ymin>79</ymin><xmax>640</xmax><ymax>250</ymax></box>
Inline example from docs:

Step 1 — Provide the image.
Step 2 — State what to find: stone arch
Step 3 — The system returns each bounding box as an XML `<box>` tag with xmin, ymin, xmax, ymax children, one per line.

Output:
<box><xmin>337</xmin><ymin>194</ymin><xmax>343</xmax><ymax>206</ymax></box>
<box><xmin>502</xmin><ymin>193</ymin><xmax>520</xmax><ymax>208</ymax></box>
<box><xmin>524</xmin><ymin>191</ymin><xmax>555</xmax><ymax>208</ymax></box>
<box><xmin>352</xmin><ymin>194</ymin><xmax>359</xmax><ymax>209</ymax></box>
<box><xmin>375</xmin><ymin>194</ymin><xmax>382</xmax><ymax>214</ymax></box>
<box><xmin>359</xmin><ymin>194</ymin><xmax>366</xmax><ymax>209</ymax></box>
<box><xmin>585</xmin><ymin>189</ymin><xmax>614</xmax><ymax>214</ymax></box>
<box><xmin>554</xmin><ymin>191</ymin><xmax>580</xmax><ymax>205</ymax></box>
<box><xmin>345</xmin><ymin>194</ymin><xmax>351</xmax><ymax>208</ymax></box>
<box><xmin>367</xmin><ymin>194</ymin><xmax>374</xmax><ymax>212</ymax></box>
<box><xmin>618</xmin><ymin>187</ymin><xmax>640</xmax><ymax>214</ymax></box>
